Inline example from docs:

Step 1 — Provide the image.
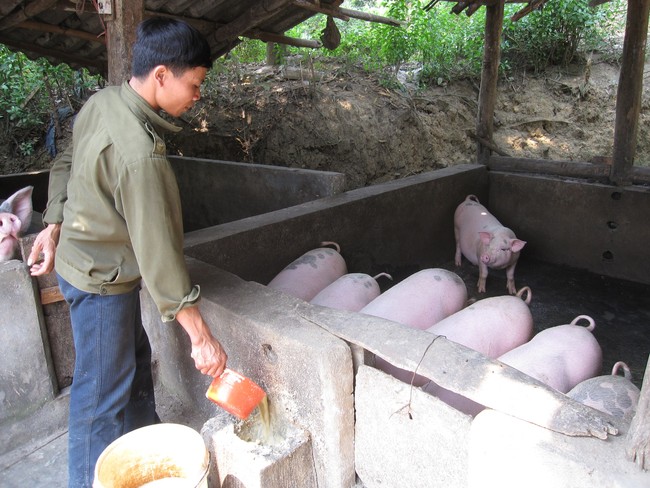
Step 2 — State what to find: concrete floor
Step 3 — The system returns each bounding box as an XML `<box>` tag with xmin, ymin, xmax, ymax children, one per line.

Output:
<box><xmin>1</xmin><ymin>429</ymin><xmax>68</xmax><ymax>487</ymax></box>
<box><xmin>2</xmin><ymin>257</ymin><xmax>648</xmax><ymax>487</ymax></box>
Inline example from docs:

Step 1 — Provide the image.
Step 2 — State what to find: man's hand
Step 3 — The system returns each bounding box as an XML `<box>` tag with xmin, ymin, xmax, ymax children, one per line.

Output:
<box><xmin>176</xmin><ymin>305</ymin><xmax>227</xmax><ymax>377</ymax></box>
<box><xmin>190</xmin><ymin>334</ymin><xmax>228</xmax><ymax>378</ymax></box>
<box><xmin>28</xmin><ymin>223</ymin><xmax>61</xmax><ymax>276</ymax></box>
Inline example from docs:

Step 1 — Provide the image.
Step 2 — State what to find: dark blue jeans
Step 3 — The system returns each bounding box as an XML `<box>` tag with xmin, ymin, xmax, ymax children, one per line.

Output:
<box><xmin>57</xmin><ymin>274</ymin><xmax>158</xmax><ymax>488</ymax></box>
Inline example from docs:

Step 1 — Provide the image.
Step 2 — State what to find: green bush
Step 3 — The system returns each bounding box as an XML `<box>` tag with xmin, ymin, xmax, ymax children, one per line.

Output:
<box><xmin>0</xmin><ymin>45</ymin><xmax>101</xmax><ymax>156</ymax></box>
<box><xmin>276</xmin><ymin>0</ymin><xmax>624</xmax><ymax>84</ymax></box>
<box><xmin>502</xmin><ymin>0</ymin><xmax>626</xmax><ymax>72</ymax></box>
<box><xmin>0</xmin><ymin>0</ymin><xmax>627</xmax><ymax>161</ymax></box>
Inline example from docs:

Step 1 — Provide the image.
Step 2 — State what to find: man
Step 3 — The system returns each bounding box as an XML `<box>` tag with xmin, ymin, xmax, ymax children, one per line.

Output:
<box><xmin>28</xmin><ymin>17</ymin><xmax>227</xmax><ymax>487</ymax></box>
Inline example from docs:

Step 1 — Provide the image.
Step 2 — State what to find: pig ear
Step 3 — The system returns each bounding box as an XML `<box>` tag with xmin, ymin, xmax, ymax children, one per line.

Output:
<box><xmin>510</xmin><ymin>239</ymin><xmax>526</xmax><ymax>253</ymax></box>
<box><xmin>478</xmin><ymin>232</ymin><xmax>493</xmax><ymax>244</ymax></box>
<box><xmin>4</xmin><ymin>186</ymin><xmax>33</xmax><ymax>234</ymax></box>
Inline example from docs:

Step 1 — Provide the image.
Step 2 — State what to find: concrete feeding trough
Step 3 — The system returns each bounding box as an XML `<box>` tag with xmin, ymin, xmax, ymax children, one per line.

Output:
<box><xmin>201</xmin><ymin>410</ymin><xmax>317</xmax><ymax>487</ymax></box>
<box><xmin>2</xmin><ymin>161</ymin><xmax>650</xmax><ymax>487</ymax></box>
<box><xmin>141</xmin><ymin>163</ymin><xmax>650</xmax><ymax>487</ymax></box>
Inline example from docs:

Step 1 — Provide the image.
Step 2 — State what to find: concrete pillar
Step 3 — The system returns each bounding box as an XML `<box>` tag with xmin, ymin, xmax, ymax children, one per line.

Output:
<box><xmin>0</xmin><ymin>260</ymin><xmax>57</xmax><ymax>457</ymax></box>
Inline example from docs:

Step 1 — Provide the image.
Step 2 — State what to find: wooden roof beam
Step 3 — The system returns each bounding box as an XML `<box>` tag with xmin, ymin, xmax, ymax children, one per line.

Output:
<box><xmin>293</xmin><ymin>0</ymin><xmax>405</xmax><ymax>27</ymax></box>
<box><xmin>145</xmin><ymin>9</ymin><xmax>320</xmax><ymax>51</ymax></box>
<box><xmin>0</xmin><ymin>1</ymin><xmax>24</xmax><ymax>17</ymax></box>
<box><xmin>452</xmin><ymin>2</ymin><xmax>470</xmax><ymax>14</ymax></box>
<box><xmin>247</xmin><ymin>29</ymin><xmax>322</xmax><ymax>49</ymax></box>
<box><xmin>15</xmin><ymin>19</ymin><xmax>106</xmax><ymax>44</ymax></box>
<box><xmin>0</xmin><ymin>0</ymin><xmax>58</xmax><ymax>31</ymax></box>
<box><xmin>211</xmin><ymin>0</ymin><xmax>295</xmax><ymax>43</ymax></box>
<box><xmin>292</xmin><ymin>0</ymin><xmax>350</xmax><ymax>21</ymax></box>
<box><xmin>511</xmin><ymin>0</ymin><xmax>549</xmax><ymax>22</ymax></box>
<box><xmin>0</xmin><ymin>33</ymin><xmax>105</xmax><ymax>72</ymax></box>
<box><xmin>466</xmin><ymin>4</ymin><xmax>483</xmax><ymax>16</ymax></box>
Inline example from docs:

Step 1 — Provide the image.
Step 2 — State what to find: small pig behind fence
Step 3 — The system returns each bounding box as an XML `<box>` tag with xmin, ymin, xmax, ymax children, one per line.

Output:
<box><xmin>0</xmin><ymin>186</ymin><xmax>34</xmax><ymax>262</ymax></box>
<box><xmin>454</xmin><ymin>194</ymin><xmax>526</xmax><ymax>294</ymax></box>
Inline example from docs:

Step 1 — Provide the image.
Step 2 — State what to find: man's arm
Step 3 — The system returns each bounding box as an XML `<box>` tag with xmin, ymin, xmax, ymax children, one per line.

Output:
<box><xmin>175</xmin><ymin>304</ymin><xmax>228</xmax><ymax>377</ymax></box>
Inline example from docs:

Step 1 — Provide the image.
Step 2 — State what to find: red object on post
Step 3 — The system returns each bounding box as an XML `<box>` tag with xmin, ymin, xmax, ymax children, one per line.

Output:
<box><xmin>206</xmin><ymin>368</ymin><xmax>266</xmax><ymax>420</ymax></box>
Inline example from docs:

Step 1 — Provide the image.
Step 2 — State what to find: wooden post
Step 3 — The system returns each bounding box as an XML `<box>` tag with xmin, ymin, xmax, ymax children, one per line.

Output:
<box><xmin>611</xmin><ymin>0</ymin><xmax>650</xmax><ymax>185</ymax></box>
<box><xmin>106</xmin><ymin>0</ymin><xmax>144</xmax><ymax>86</ymax></box>
<box><xmin>476</xmin><ymin>1</ymin><xmax>504</xmax><ymax>165</ymax></box>
<box><xmin>266</xmin><ymin>41</ymin><xmax>277</xmax><ymax>66</ymax></box>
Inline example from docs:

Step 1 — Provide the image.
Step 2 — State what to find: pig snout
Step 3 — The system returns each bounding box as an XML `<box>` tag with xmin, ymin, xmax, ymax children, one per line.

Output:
<box><xmin>0</xmin><ymin>186</ymin><xmax>34</xmax><ymax>262</ymax></box>
<box><xmin>0</xmin><ymin>212</ymin><xmax>22</xmax><ymax>238</ymax></box>
<box><xmin>0</xmin><ymin>213</ymin><xmax>21</xmax><ymax>261</ymax></box>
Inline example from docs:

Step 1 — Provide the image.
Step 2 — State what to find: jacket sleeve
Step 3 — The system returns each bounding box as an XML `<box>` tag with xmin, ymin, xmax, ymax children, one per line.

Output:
<box><xmin>43</xmin><ymin>144</ymin><xmax>73</xmax><ymax>225</ymax></box>
<box><xmin>116</xmin><ymin>155</ymin><xmax>200</xmax><ymax>322</ymax></box>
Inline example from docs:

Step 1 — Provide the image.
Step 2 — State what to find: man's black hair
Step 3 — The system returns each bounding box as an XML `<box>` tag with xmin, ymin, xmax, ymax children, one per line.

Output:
<box><xmin>131</xmin><ymin>17</ymin><xmax>212</xmax><ymax>78</ymax></box>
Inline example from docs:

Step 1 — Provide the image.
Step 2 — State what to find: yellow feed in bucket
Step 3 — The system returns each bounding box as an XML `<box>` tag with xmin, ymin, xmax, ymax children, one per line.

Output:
<box><xmin>93</xmin><ymin>423</ymin><xmax>209</xmax><ymax>488</ymax></box>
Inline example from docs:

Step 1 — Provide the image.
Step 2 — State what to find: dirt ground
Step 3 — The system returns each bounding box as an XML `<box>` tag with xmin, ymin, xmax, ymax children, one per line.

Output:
<box><xmin>166</xmin><ymin>56</ymin><xmax>650</xmax><ymax>191</ymax></box>
<box><xmin>2</xmin><ymin>56</ymin><xmax>650</xmax><ymax>191</ymax></box>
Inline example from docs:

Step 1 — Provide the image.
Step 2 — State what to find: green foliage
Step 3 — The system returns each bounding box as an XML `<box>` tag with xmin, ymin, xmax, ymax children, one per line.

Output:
<box><xmin>413</xmin><ymin>5</ymin><xmax>486</xmax><ymax>83</ymax></box>
<box><xmin>279</xmin><ymin>0</ymin><xmax>623</xmax><ymax>83</ymax></box>
<box><xmin>0</xmin><ymin>44</ymin><xmax>101</xmax><ymax>155</ymax></box>
<box><xmin>502</xmin><ymin>0</ymin><xmax>626</xmax><ymax>72</ymax></box>
<box><xmin>220</xmin><ymin>39</ymin><xmax>267</xmax><ymax>64</ymax></box>
<box><xmin>0</xmin><ymin>0</ymin><xmax>628</xmax><ymax>163</ymax></box>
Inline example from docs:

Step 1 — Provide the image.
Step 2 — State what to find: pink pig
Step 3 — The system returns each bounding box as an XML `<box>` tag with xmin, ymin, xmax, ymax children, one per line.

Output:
<box><xmin>425</xmin><ymin>313</ymin><xmax>602</xmax><ymax>417</ymax></box>
<box><xmin>427</xmin><ymin>286</ymin><xmax>533</xmax><ymax>358</ymax></box>
<box><xmin>422</xmin><ymin>286</ymin><xmax>534</xmax><ymax>415</ymax></box>
<box><xmin>0</xmin><ymin>186</ymin><xmax>34</xmax><ymax>262</ymax></box>
<box><xmin>360</xmin><ymin>268</ymin><xmax>468</xmax><ymax>331</ymax></box>
<box><xmin>454</xmin><ymin>194</ymin><xmax>526</xmax><ymax>294</ymax></box>
<box><xmin>310</xmin><ymin>272</ymin><xmax>392</xmax><ymax>312</ymax></box>
<box><xmin>267</xmin><ymin>241</ymin><xmax>347</xmax><ymax>301</ymax></box>
<box><xmin>360</xmin><ymin>268</ymin><xmax>468</xmax><ymax>386</ymax></box>
<box><xmin>497</xmin><ymin>314</ymin><xmax>603</xmax><ymax>394</ymax></box>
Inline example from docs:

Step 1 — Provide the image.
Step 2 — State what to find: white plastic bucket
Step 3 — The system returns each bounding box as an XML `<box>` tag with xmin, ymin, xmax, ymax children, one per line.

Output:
<box><xmin>93</xmin><ymin>423</ymin><xmax>209</xmax><ymax>488</ymax></box>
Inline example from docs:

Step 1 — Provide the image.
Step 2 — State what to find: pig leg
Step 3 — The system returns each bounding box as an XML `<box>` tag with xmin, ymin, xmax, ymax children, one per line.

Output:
<box><xmin>454</xmin><ymin>225</ymin><xmax>462</xmax><ymax>267</ymax></box>
<box><xmin>505</xmin><ymin>261</ymin><xmax>518</xmax><ymax>295</ymax></box>
<box><xmin>477</xmin><ymin>260</ymin><xmax>489</xmax><ymax>293</ymax></box>
<box><xmin>626</xmin><ymin>354</ymin><xmax>650</xmax><ymax>470</ymax></box>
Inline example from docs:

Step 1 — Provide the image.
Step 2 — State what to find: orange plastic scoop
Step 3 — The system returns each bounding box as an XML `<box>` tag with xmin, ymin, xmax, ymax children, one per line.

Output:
<box><xmin>206</xmin><ymin>368</ymin><xmax>266</xmax><ymax>420</ymax></box>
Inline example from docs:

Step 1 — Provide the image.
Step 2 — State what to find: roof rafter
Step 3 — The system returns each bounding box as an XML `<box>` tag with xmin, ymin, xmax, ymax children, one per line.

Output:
<box><xmin>0</xmin><ymin>33</ymin><xmax>104</xmax><ymax>70</ymax></box>
<box><xmin>15</xmin><ymin>19</ymin><xmax>105</xmax><ymax>44</ymax></box>
<box><xmin>293</xmin><ymin>0</ymin><xmax>404</xmax><ymax>27</ymax></box>
<box><xmin>212</xmin><ymin>0</ymin><xmax>295</xmax><ymax>43</ymax></box>
<box><xmin>0</xmin><ymin>0</ymin><xmax>58</xmax><ymax>31</ymax></box>
<box><xmin>144</xmin><ymin>9</ymin><xmax>322</xmax><ymax>52</ymax></box>
<box><xmin>426</xmin><ymin>0</ymin><xmax>613</xmax><ymax>21</ymax></box>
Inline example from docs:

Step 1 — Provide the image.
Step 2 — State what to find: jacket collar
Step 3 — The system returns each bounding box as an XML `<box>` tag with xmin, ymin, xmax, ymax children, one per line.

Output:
<box><xmin>120</xmin><ymin>81</ymin><xmax>182</xmax><ymax>134</ymax></box>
